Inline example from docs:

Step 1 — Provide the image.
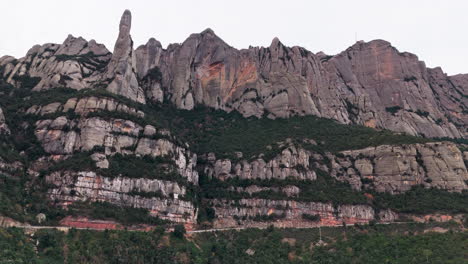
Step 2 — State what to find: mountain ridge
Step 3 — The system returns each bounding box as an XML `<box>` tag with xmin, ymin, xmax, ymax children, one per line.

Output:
<box><xmin>1</xmin><ymin>10</ymin><xmax>467</xmax><ymax>138</ymax></box>
<box><xmin>0</xmin><ymin>10</ymin><xmax>466</xmax><ymax>231</ymax></box>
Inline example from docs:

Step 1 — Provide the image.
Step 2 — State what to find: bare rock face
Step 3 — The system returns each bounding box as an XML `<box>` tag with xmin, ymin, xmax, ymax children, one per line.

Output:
<box><xmin>320</xmin><ymin>40</ymin><xmax>465</xmax><ymax>138</ymax></box>
<box><xmin>1</xmin><ymin>36</ymin><xmax>110</xmax><ymax>90</ymax></box>
<box><xmin>27</xmin><ymin>94</ymin><xmax>198</xmax><ymax>224</ymax></box>
<box><xmin>2</xmin><ymin>10</ymin><xmax>468</xmax><ymax>228</ymax></box>
<box><xmin>27</xmin><ymin>96</ymin><xmax>144</xmax><ymax>117</ymax></box>
<box><xmin>104</xmin><ymin>10</ymin><xmax>145</xmax><ymax>103</ymax></box>
<box><xmin>46</xmin><ymin>171</ymin><xmax>195</xmax><ymax>223</ymax></box>
<box><xmin>203</xmin><ymin>142</ymin><xmax>468</xmax><ymax>194</ymax></box>
<box><xmin>133</xmin><ymin>34</ymin><xmax>467</xmax><ymax>138</ymax></box>
<box><xmin>2</xmin><ymin>11</ymin><xmax>467</xmax><ymax>138</ymax></box>
<box><xmin>33</xmin><ymin>115</ymin><xmax>198</xmax><ymax>183</ymax></box>
<box><xmin>204</xmin><ymin>146</ymin><xmax>316</xmax><ymax>181</ymax></box>
<box><xmin>211</xmin><ymin>198</ymin><xmax>376</xmax><ymax>229</ymax></box>
<box><xmin>136</xmin><ymin>31</ymin><xmax>323</xmax><ymax>117</ymax></box>
<box><xmin>331</xmin><ymin>142</ymin><xmax>468</xmax><ymax>193</ymax></box>
<box><xmin>135</xmin><ymin>38</ymin><xmax>164</xmax><ymax>103</ymax></box>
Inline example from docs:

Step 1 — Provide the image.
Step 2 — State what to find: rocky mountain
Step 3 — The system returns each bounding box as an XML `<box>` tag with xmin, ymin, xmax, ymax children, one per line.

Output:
<box><xmin>2</xmin><ymin>11</ymin><xmax>467</xmax><ymax>139</ymax></box>
<box><xmin>0</xmin><ymin>10</ymin><xmax>466</xmax><ymax>230</ymax></box>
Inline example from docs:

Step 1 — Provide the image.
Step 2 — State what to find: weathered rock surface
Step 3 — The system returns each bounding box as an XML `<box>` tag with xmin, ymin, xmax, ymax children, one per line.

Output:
<box><xmin>46</xmin><ymin>171</ymin><xmax>195</xmax><ymax>223</ymax></box>
<box><xmin>0</xmin><ymin>36</ymin><xmax>110</xmax><ymax>90</ymax></box>
<box><xmin>1</xmin><ymin>10</ymin><xmax>468</xmax><ymax>228</ymax></box>
<box><xmin>228</xmin><ymin>185</ymin><xmax>301</xmax><ymax>198</ymax></box>
<box><xmin>34</xmin><ymin>115</ymin><xmax>198</xmax><ymax>183</ymax></box>
<box><xmin>331</xmin><ymin>142</ymin><xmax>468</xmax><ymax>193</ymax></box>
<box><xmin>210</xmin><ymin>198</ymin><xmax>376</xmax><ymax>228</ymax></box>
<box><xmin>137</xmin><ymin>36</ymin><xmax>467</xmax><ymax>138</ymax></box>
<box><xmin>204</xmin><ymin>146</ymin><xmax>316</xmax><ymax>181</ymax></box>
<box><xmin>103</xmin><ymin>10</ymin><xmax>145</xmax><ymax>103</ymax></box>
<box><xmin>2</xmin><ymin>10</ymin><xmax>467</xmax><ymax>138</ymax></box>
<box><xmin>204</xmin><ymin>142</ymin><xmax>468</xmax><ymax>194</ymax></box>
<box><xmin>27</xmin><ymin>96</ymin><xmax>144</xmax><ymax>117</ymax></box>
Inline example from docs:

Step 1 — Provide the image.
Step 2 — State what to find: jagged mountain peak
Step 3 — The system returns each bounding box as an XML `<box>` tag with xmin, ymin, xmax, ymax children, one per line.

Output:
<box><xmin>0</xmin><ymin>10</ymin><xmax>467</xmax><ymax>138</ymax></box>
<box><xmin>0</xmin><ymin>9</ymin><xmax>467</xmax><ymax>240</ymax></box>
<box><xmin>269</xmin><ymin>36</ymin><xmax>283</xmax><ymax>48</ymax></box>
<box><xmin>200</xmin><ymin>27</ymin><xmax>215</xmax><ymax>36</ymax></box>
<box><xmin>120</xmin><ymin>9</ymin><xmax>132</xmax><ymax>31</ymax></box>
<box><xmin>104</xmin><ymin>9</ymin><xmax>146</xmax><ymax>103</ymax></box>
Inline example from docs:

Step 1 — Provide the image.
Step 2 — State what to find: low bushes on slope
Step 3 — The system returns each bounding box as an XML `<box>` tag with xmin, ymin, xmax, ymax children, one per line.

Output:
<box><xmin>0</xmin><ymin>223</ymin><xmax>466</xmax><ymax>263</ymax></box>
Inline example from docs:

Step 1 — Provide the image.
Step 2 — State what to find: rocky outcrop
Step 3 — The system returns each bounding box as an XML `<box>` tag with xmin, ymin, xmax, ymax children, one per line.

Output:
<box><xmin>2</xmin><ymin>10</ymin><xmax>467</xmax><ymax>138</ymax></box>
<box><xmin>210</xmin><ymin>198</ymin><xmax>377</xmax><ymax>228</ymax></box>
<box><xmin>331</xmin><ymin>142</ymin><xmax>468</xmax><ymax>193</ymax></box>
<box><xmin>136</xmin><ymin>31</ymin><xmax>323</xmax><ymax>117</ymax></box>
<box><xmin>0</xmin><ymin>11</ymin><xmax>145</xmax><ymax>104</ymax></box>
<box><xmin>136</xmin><ymin>35</ymin><xmax>467</xmax><ymax>138</ymax></box>
<box><xmin>204</xmin><ymin>146</ymin><xmax>317</xmax><ymax>181</ymax></box>
<box><xmin>46</xmin><ymin>171</ymin><xmax>195</xmax><ymax>223</ymax></box>
<box><xmin>228</xmin><ymin>185</ymin><xmax>301</xmax><ymax>198</ymax></box>
<box><xmin>0</xmin><ymin>36</ymin><xmax>110</xmax><ymax>90</ymax></box>
<box><xmin>204</xmin><ymin>142</ymin><xmax>468</xmax><ymax>194</ymax></box>
<box><xmin>2</xmin><ymin>10</ymin><xmax>468</xmax><ymax>228</ymax></box>
<box><xmin>33</xmin><ymin>115</ymin><xmax>198</xmax><ymax>183</ymax></box>
<box><xmin>319</xmin><ymin>41</ymin><xmax>466</xmax><ymax>138</ymax></box>
<box><xmin>103</xmin><ymin>10</ymin><xmax>145</xmax><ymax>103</ymax></box>
<box><xmin>27</xmin><ymin>96</ymin><xmax>144</xmax><ymax>117</ymax></box>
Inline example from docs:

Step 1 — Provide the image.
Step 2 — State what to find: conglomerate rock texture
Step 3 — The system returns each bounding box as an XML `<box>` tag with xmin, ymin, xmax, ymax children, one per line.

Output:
<box><xmin>331</xmin><ymin>142</ymin><xmax>468</xmax><ymax>193</ymax></box>
<box><xmin>46</xmin><ymin>171</ymin><xmax>195</xmax><ymax>223</ymax></box>
<box><xmin>0</xmin><ymin>10</ymin><xmax>467</xmax><ymax>228</ymax></box>
<box><xmin>204</xmin><ymin>143</ymin><xmax>468</xmax><ymax>194</ymax></box>
<box><xmin>1</xmin><ymin>10</ymin><xmax>467</xmax><ymax>138</ymax></box>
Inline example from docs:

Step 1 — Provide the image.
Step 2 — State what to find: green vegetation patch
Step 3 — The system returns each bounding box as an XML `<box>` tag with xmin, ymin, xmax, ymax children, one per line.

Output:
<box><xmin>1</xmin><ymin>223</ymin><xmax>465</xmax><ymax>264</ymax></box>
<box><xmin>67</xmin><ymin>201</ymin><xmax>168</xmax><ymax>226</ymax></box>
<box><xmin>200</xmin><ymin>170</ymin><xmax>368</xmax><ymax>205</ymax></box>
<box><xmin>0</xmin><ymin>173</ymin><xmax>65</xmax><ymax>225</ymax></box>
<box><xmin>155</xmin><ymin>106</ymin><xmax>430</xmax><ymax>160</ymax></box>
<box><xmin>374</xmin><ymin>187</ymin><xmax>468</xmax><ymax>214</ymax></box>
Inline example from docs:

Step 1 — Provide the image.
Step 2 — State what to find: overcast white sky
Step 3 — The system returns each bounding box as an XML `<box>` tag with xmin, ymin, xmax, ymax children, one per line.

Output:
<box><xmin>1</xmin><ymin>0</ymin><xmax>466</xmax><ymax>75</ymax></box>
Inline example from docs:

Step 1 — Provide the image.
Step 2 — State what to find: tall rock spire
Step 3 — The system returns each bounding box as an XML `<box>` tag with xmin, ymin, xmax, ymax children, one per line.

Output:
<box><xmin>104</xmin><ymin>10</ymin><xmax>146</xmax><ymax>103</ymax></box>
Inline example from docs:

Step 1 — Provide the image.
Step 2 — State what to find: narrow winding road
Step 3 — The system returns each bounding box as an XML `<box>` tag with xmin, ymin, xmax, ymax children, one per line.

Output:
<box><xmin>6</xmin><ymin>221</ymin><xmax>415</xmax><ymax>234</ymax></box>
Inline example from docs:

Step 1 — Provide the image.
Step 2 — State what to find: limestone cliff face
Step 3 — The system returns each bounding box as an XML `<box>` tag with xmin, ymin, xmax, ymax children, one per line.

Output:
<box><xmin>135</xmin><ymin>32</ymin><xmax>324</xmax><ymax>117</ymax></box>
<box><xmin>25</xmin><ymin>93</ymin><xmax>198</xmax><ymax>223</ymax></box>
<box><xmin>331</xmin><ymin>142</ymin><xmax>468</xmax><ymax>193</ymax></box>
<box><xmin>204</xmin><ymin>143</ymin><xmax>468</xmax><ymax>194</ymax></box>
<box><xmin>2</xmin><ymin>10</ymin><xmax>467</xmax><ymax>138</ymax></box>
<box><xmin>211</xmin><ymin>199</ymin><xmax>376</xmax><ymax>229</ymax></box>
<box><xmin>204</xmin><ymin>146</ymin><xmax>317</xmax><ymax>181</ymax></box>
<box><xmin>46</xmin><ymin>171</ymin><xmax>195</xmax><ymax>223</ymax></box>
<box><xmin>0</xmin><ymin>10</ymin><xmax>145</xmax><ymax>103</ymax></box>
<box><xmin>31</xmin><ymin>99</ymin><xmax>198</xmax><ymax>183</ymax></box>
<box><xmin>200</xmin><ymin>141</ymin><xmax>467</xmax><ymax>228</ymax></box>
<box><xmin>135</xmin><ymin>36</ymin><xmax>467</xmax><ymax>138</ymax></box>
<box><xmin>322</xmin><ymin>41</ymin><xmax>466</xmax><ymax>138</ymax></box>
<box><xmin>1</xmin><ymin>10</ymin><xmax>468</xmax><ymax>228</ymax></box>
<box><xmin>0</xmin><ymin>36</ymin><xmax>110</xmax><ymax>90</ymax></box>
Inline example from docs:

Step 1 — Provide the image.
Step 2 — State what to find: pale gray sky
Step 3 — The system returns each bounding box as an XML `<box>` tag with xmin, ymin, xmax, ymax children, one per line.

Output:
<box><xmin>1</xmin><ymin>0</ymin><xmax>466</xmax><ymax>75</ymax></box>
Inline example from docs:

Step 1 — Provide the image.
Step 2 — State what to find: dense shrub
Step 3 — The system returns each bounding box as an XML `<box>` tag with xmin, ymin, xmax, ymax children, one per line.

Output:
<box><xmin>68</xmin><ymin>201</ymin><xmax>167</xmax><ymax>226</ymax></box>
<box><xmin>373</xmin><ymin>186</ymin><xmax>468</xmax><ymax>214</ymax></box>
<box><xmin>302</xmin><ymin>213</ymin><xmax>321</xmax><ymax>221</ymax></box>
<box><xmin>172</xmin><ymin>224</ymin><xmax>186</xmax><ymax>239</ymax></box>
<box><xmin>385</xmin><ymin>106</ymin><xmax>402</xmax><ymax>115</ymax></box>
